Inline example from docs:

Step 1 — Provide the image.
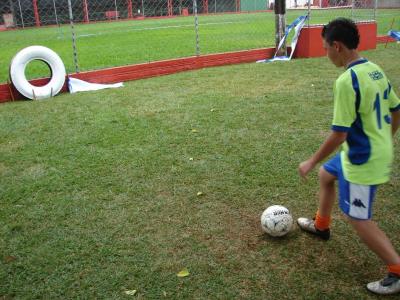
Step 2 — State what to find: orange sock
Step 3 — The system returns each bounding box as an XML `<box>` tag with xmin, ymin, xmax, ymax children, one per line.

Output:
<box><xmin>314</xmin><ymin>210</ymin><xmax>331</xmax><ymax>231</ymax></box>
<box><xmin>388</xmin><ymin>264</ymin><xmax>400</xmax><ymax>276</ymax></box>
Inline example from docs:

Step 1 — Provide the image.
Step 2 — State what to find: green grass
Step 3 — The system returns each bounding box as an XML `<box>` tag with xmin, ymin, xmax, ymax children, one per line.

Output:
<box><xmin>1</xmin><ymin>44</ymin><xmax>399</xmax><ymax>299</ymax></box>
<box><xmin>0</xmin><ymin>9</ymin><xmax>398</xmax><ymax>83</ymax></box>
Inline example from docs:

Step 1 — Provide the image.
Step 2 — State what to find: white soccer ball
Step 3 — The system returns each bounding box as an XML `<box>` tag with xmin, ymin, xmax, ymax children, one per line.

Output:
<box><xmin>261</xmin><ymin>205</ymin><xmax>293</xmax><ymax>237</ymax></box>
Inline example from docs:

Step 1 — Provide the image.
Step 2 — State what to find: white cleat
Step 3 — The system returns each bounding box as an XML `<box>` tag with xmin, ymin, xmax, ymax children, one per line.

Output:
<box><xmin>297</xmin><ymin>217</ymin><xmax>330</xmax><ymax>240</ymax></box>
<box><xmin>366</xmin><ymin>273</ymin><xmax>400</xmax><ymax>295</ymax></box>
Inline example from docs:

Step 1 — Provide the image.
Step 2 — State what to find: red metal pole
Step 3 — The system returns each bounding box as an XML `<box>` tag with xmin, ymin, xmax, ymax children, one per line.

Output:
<box><xmin>202</xmin><ymin>0</ymin><xmax>208</xmax><ymax>13</ymax></box>
<box><xmin>236</xmin><ymin>0</ymin><xmax>240</xmax><ymax>12</ymax></box>
<box><xmin>83</xmin><ymin>0</ymin><xmax>89</xmax><ymax>23</ymax></box>
<box><xmin>32</xmin><ymin>0</ymin><xmax>40</xmax><ymax>27</ymax></box>
<box><xmin>127</xmin><ymin>0</ymin><xmax>133</xmax><ymax>18</ymax></box>
<box><xmin>168</xmin><ymin>0</ymin><xmax>173</xmax><ymax>16</ymax></box>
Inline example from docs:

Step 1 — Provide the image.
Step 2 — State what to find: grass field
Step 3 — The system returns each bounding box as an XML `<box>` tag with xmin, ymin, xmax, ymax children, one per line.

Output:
<box><xmin>0</xmin><ymin>9</ymin><xmax>398</xmax><ymax>83</ymax></box>
<box><xmin>1</xmin><ymin>43</ymin><xmax>399</xmax><ymax>299</ymax></box>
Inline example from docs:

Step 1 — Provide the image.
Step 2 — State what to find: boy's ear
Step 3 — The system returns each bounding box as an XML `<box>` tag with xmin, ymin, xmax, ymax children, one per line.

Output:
<box><xmin>334</xmin><ymin>41</ymin><xmax>349</xmax><ymax>53</ymax></box>
<box><xmin>332</xmin><ymin>41</ymin><xmax>341</xmax><ymax>52</ymax></box>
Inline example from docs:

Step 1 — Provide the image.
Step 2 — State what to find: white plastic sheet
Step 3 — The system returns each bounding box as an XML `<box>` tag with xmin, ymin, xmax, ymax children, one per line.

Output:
<box><xmin>68</xmin><ymin>77</ymin><xmax>123</xmax><ymax>94</ymax></box>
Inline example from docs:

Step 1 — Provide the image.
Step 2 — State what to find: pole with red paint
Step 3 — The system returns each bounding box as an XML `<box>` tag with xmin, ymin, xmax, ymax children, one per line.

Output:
<box><xmin>127</xmin><ymin>0</ymin><xmax>133</xmax><ymax>19</ymax></box>
<box><xmin>202</xmin><ymin>0</ymin><xmax>208</xmax><ymax>14</ymax></box>
<box><xmin>32</xmin><ymin>0</ymin><xmax>40</xmax><ymax>27</ymax></box>
<box><xmin>83</xmin><ymin>0</ymin><xmax>89</xmax><ymax>23</ymax></box>
<box><xmin>168</xmin><ymin>0</ymin><xmax>173</xmax><ymax>16</ymax></box>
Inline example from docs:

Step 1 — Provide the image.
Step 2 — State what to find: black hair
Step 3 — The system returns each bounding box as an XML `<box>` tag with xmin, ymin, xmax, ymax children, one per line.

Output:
<box><xmin>321</xmin><ymin>18</ymin><xmax>360</xmax><ymax>49</ymax></box>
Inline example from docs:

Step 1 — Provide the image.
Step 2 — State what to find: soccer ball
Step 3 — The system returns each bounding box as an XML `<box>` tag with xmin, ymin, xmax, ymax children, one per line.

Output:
<box><xmin>261</xmin><ymin>205</ymin><xmax>293</xmax><ymax>237</ymax></box>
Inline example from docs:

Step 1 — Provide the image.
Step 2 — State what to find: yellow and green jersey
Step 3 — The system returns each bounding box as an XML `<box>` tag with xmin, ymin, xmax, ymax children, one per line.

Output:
<box><xmin>332</xmin><ymin>59</ymin><xmax>400</xmax><ymax>185</ymax></box>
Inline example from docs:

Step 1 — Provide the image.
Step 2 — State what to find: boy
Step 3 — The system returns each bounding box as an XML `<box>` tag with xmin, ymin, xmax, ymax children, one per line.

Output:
<box><xmin>297</xmin><ymin>18</ymin><xmax>400</xmax><ymax>295</ymax></box>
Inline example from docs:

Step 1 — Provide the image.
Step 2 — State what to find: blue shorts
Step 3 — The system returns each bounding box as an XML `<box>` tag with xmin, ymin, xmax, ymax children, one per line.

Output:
<box><xmin>323</xmin><ymin>153</ymin><xmax>378</xmax><ymax>220</ymax></box>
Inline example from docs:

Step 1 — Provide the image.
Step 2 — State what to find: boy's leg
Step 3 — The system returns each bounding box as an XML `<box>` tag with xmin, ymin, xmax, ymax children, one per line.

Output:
<box><xmin>312</xmin><ymin>166</ymin><xmax>336</xmax><ymax>231</ymax></box>
<box><xmin>347</xmin><ymin>218</ymin><xmax>400</xmax><ymax>266</ymax></box>
<box><xmin>317</xmin><ymin>166</ymin><xmax>336</xmax><ymax>218</ymax></box>
<box><xmin>297</xmin><ymin>155</ymin><xmax>339</xmax><ymax>240</ymax></box>
<box><xmin>348</xmin><ymin>218</ymin><xmax>400</xmax><ymax>295</ymax></box>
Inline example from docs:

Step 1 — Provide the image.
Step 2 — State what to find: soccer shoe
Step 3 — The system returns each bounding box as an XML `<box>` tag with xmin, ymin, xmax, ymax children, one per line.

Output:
<box><xmin>297</xmin><ymin>217</ymin><xmax>330</xmax><ymax>240</ymax></box>
<box><xmin>366</xmin><ymin>273</ymin><xmax>400</xmax><ymax>295</ymax></box>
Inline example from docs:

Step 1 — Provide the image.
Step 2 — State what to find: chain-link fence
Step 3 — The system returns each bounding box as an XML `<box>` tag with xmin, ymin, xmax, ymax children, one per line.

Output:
<box><xmin>0</xmin><ymin>0</ymin><xmax>399</xmax><ymax>83</ymax></box>
<box><xmin>2</xmin><ymin>1</ymin><xmax>399</xmax><ymax>30</ymax></box>
<box><xmin>0</xmin><ymin>0</ymin><xmax>244</xmax><ymax>27</ymax></box>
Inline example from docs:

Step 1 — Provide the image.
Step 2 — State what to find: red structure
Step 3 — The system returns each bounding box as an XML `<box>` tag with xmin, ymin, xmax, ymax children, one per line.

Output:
<box><xmin>294</xmin><ymin>21</ymin><xmax>377</xmax><ymax>58</ymax></box>
<box><xmin>32</xmin><ymin>0</ymin><xmax>40</xmax><ymax>27</ymax></box>
<box><xmin>83</xmin><ymin>0</ymin><xmax>90</xmax><ymax>23</ymax></box>
<box><xmin>202</xmin><ymin>0</ymin><xmax>209</xmax><ymax>14</ymax></box>
<box><xmin>127</xmin><ymin>0</ymin><xmax>133</xmax><ymax>18</ymax></box>
<box><xmin>236</xmin><ymin>0</ymin><xmax>240</xmax><ymax>12</ymax></box>
<box><xmin>0</xmin><ymin>48</ymin><xmax>275</xmax><ymax>103</ymax></box>
<box><xmin>313</xmin><ymin>0</ymin><xmax>364</xmax><ymax>7</ymax></box>
<box><xmin>167</xmin><ymin>0</ymin><xmax>173</xmax><ymax>16</ymax></box>
<box><xmin>182</xmin><ymin>8</ymin><xmax>189</xmax><ymax>16</ymax></box>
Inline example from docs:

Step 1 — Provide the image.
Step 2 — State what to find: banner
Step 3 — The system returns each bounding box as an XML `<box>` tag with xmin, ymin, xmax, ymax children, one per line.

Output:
<box><xmin>388</xmin><ymin>30</ymin><xmax>400</xmax><ymax>42</ymax></box>
<box><xmin>257</xmin><ymin>15</ymin><xmax>308</xmax><ymax>63</ymax></box>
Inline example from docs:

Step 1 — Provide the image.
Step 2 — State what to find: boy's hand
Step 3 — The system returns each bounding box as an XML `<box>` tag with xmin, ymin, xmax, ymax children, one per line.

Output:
<box><xmin>298</xmin><ymin>131</ymin><xmax>347</xmax><ymax>179</ymax></box>
<box><xmin>299</xmin><ymin>159</ymin><xmax>316</xmax><ymax>179</ymax></box>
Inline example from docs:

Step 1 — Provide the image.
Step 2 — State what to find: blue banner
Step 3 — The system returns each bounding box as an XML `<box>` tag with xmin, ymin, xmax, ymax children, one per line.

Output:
<box><xmin>389</xmin><ymin>30</ymin><xmax>400</xmax><ymax>41</ymax></box>
<box><xmin>257</xmin><ymin>15</ymin><xmax>308</xmax><ymax>63</ymax></box>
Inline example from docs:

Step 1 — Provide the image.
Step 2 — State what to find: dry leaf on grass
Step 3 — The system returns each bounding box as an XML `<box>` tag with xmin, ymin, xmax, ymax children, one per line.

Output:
<box><xmin>177</xmin><ymin>268</ymin><xmax>190</xmax><ymax>277</ymax></box>
<box><xmin>4</xmin><ymin>256</ymin><xmax>17</xmax><ymax>263</ymax></box>
<box><xmin>124</xmin><ymin>290</ymin><xmax>137</xmax><ymax>296</ymax></box>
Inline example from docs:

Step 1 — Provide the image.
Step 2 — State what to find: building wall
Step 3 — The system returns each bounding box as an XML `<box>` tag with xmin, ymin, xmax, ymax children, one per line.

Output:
<box><xmin>378</xmin><ymin>0</ymin><xmax>400</xmax><ymax>8</ymax></box>
<box><xmin>241</xmin><ymin>0</ymin><xmax>268</xmax><ymax>11</ymax></box>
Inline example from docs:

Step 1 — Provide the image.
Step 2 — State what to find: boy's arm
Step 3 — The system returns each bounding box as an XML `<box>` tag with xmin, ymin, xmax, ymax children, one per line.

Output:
<box><xmin>298</xmin><ymin>130</ymin><xmax>347</xmax><ymax>178</ymax></box>
<box><xmin>391</xmin><ymin>110</ymin><xmax>400</xmax><ymax>136</ymax></box>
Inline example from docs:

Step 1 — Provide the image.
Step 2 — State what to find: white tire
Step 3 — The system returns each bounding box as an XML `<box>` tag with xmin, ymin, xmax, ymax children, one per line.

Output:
<box><xmin>10</xmin><ymin>46</ymin><xmax>66</xmax><ymax>100</ymax></box>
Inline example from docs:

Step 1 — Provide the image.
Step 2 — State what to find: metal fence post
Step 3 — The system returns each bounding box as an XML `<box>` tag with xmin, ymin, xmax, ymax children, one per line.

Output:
<box><xmin>274</xmin><ymin>0</ymin><xmax>286</xmax><ymax>56</ymax></box>
<box><xmin>17</xmin><ymin>0</ymin><xmax>24</xmax><ymax>28</ymax></box>
<box><xmin>67</xmin><ymin>0</ymin><xmax>80</xmax><ymax>73</ymax></box>
<box><xmin>52</xmin><ymin>0</ymin><xmax>59</xmax><ymax>26</ymax></box>
<box><xmin>114</xmin><ymin>0</ymin><xmax>118</xmax><ymax>20</ymax></box>
<box><xmin>193</xmin><ymin>0</ymin><xmax>200</xmax><ymax>56</ymax></box>
<box><xmin>351</xmin><ymin>0</ymin><xmax>354</xmax><ymax>20</ymax></box>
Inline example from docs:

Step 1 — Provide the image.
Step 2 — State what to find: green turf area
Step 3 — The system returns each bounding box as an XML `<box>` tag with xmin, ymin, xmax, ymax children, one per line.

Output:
<box><xmin>1</xmin><ymin>44</ymin><xmax>399</xmax><ymax>299</ymax></box>
<box><xmin>0</xmin><ymin>9</ymin><xmax>398</xmax><ymax>83</ymax></box>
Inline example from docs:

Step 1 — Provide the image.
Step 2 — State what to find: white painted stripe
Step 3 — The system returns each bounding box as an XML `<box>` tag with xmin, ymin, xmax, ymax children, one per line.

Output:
<box><xmin>77</xmin><ymin>33</ymin><xmax>97</xmax><ymax>37</ymax></box>
<box><xmin>76</xmin><ymin>20</ymin><xmax>244</xmax><ymax>38</ymax></box>
<box><xmin>349</xmin><ymin>183</ymin><xmax>370</xmax><ymax>219</ymax></box>
<box><xmin>131</xmin><ymin>21</ymin><xmax>240</xmax><ymax>31</ymax></box>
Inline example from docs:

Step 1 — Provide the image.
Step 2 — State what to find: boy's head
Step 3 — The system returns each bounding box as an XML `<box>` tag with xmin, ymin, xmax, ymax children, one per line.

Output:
<box><xmin>322</xmin><ymin>18</ymin><xmax>360</xmax><ymax>49</ymax></box>
<box><xmin>321</xmin><ymin>18</ymin><xmax>360</xmax><ymax>67</ymax></box>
